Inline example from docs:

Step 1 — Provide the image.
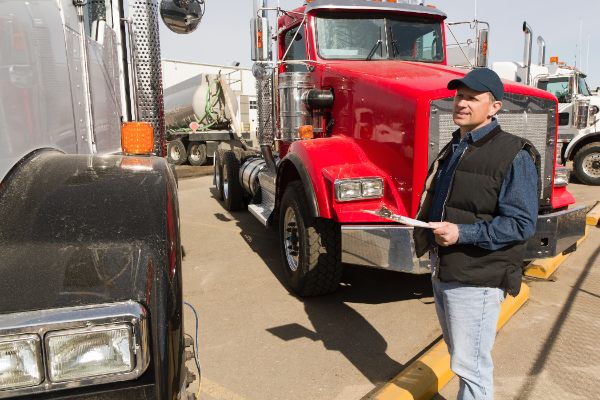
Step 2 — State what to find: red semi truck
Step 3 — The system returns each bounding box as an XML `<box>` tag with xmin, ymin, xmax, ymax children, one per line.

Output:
<box><xmin>213</xmin><ymin>0</ymin><xmax>587</xmax><ymax>296</ymax></box>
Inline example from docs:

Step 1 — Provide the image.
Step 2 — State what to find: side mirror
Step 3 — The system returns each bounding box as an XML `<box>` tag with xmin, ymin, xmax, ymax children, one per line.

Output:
<box><xmin>160</xmin><ymin>0</ymin><xmax>203</xmax><ymax>34</ymax></box>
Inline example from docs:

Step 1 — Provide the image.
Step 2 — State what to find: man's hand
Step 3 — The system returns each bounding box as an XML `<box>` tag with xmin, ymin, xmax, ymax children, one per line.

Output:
<box><xmin>429</xmin><ymin>222</ymin><xmax>460</xmax><ymax>247</ymax></box>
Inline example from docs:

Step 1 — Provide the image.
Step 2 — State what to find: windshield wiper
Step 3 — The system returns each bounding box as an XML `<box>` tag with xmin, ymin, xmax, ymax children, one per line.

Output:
<box><xmin>390</xmin><ymin>29</ymin><xmax>420</xmax><ymax>62</ymax></box>
<box><xmin>366</xmin><ymin>26</ymin><xmax>384</xmax><ymax>61</ymax></box>
<box><xmin>366</xmin><ymin>40</ymin><xmax>383</xmax><ymax>61</ymax></box>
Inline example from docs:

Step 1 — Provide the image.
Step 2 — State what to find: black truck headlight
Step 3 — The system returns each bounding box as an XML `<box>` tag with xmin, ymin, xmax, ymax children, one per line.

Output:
<box><xmin>0</xmin><ymin>334</ymin><xmax>43</xmax><ymax>390</ymax></box>
<box><xmin>46</xmin><ymin>325</ymin><xmax>133</xmax><ymax>382</ymax></box>
<box><xmin>335</xmin><ymin>178</ymin><xmax>384</xmax><ymax>201</ymax></box>
<box><xmin>0</xmin><ymin>301</ymin><xmax>149</xmax><ymax>397</ymax></box>
<box><xmin>554</xmin><ymin>166</ymin><xmax>570</xmax><ymax>187</ymax></box>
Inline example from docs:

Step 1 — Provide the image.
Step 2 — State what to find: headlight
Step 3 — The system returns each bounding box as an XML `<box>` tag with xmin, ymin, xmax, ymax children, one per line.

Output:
<box><xmin>0</xmin><ymin>301</ymin><xmax>149</xmax><ymax>397</ymax></box>
<box><xmin>554</xmin><ymin>167</ymin><xmax>570</xmax><ymax>187</ymax></box>
<box><xmin>0</xmin><ymin>334</ymin><xmax>43</xmax><ymax>390</ymax></box>
<box><xmin>335</xmin><ymin>177</ymin><xmax>384</xmax><ymax>202</ymax></box>
<box><xmin>46</xmin><ymin>325</ymin><xmax>133</xmax><ymax>382</ymax></box>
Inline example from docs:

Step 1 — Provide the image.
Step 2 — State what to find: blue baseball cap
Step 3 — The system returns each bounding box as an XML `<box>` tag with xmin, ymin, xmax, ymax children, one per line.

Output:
<box><xmin>447</xmin><ymin>68</ymin><xmax>504</xmax><ymax>101</ymax></box>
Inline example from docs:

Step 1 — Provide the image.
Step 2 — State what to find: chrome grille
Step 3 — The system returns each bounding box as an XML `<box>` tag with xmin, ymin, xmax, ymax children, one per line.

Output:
<box><xmin>131</xmin><ymin>0</ymin><xmax>166</xmax><ymax>156</ymax></box>
<box><xmin>430</xmin><ymin>93</ymin><xmax>557</xmax><ymax>207</ymax></box>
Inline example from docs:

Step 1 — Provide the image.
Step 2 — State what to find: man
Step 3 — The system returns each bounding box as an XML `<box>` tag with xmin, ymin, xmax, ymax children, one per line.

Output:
<box><xmin>413</xmin><ymin>68</ymin><xmax>540</xmax><ymax>400</ymax></box>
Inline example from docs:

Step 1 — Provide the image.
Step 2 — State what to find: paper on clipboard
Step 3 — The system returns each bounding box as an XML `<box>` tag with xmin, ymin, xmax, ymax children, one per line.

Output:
<box><xmin>362</xmin><ymin>206</ymin><xmax>433</xmax><ymax>228</ymax></box>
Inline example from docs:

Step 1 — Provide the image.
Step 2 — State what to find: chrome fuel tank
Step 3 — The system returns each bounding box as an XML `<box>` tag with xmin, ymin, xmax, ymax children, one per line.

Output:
<box><xmin>240</xmin><ymin>157</ymin><xmax>266</xmax><ymax>197</ymax></box>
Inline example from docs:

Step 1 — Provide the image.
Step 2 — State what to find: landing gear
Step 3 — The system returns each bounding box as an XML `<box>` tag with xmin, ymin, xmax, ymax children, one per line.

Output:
<box><xmin>279</xmin><ymin>181</ymin><xmax>343</xmax><ymax>296</ymax></box>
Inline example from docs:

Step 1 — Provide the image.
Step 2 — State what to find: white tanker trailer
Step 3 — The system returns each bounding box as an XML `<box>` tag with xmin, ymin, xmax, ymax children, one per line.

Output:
<box><xmin>165</xmin><ymin>73</ymin><xmax>253</xmax><ymax>165</ymax></box>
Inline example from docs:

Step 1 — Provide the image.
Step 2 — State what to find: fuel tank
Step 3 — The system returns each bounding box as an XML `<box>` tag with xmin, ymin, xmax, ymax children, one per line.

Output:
<box><xmin>164</xmin><ymin>73</ymin><xmax>239</xmax><ymax>130</ymax></box>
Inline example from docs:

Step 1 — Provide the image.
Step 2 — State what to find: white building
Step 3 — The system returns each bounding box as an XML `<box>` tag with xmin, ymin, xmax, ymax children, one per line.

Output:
<box><xmin>161</xmin><ymin>59</ymin><xmax>258</xmax><ymax>131</ymax></box>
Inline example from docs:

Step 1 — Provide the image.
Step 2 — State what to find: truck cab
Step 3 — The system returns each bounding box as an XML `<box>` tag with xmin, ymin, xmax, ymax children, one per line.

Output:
<box><xmin>492</xmin><ymin>25</ymin><xmax>600</xmax><ymax>185</ymax></box>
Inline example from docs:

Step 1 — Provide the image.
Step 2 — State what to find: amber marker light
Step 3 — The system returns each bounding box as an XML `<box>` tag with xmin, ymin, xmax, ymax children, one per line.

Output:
<box><xmin>550</xmin><ymin>56</ymin><xmax>559</xmax><ymax>64</ymax></box>
<box><xmin>298</xmin><ymin>125</ymin><xmax>314</xmax><ymax>139</ymax></box>
<box><xmin>121</xmin><ymin>122</ymin><xmax>154</xmax><ymax>154</ymax></box>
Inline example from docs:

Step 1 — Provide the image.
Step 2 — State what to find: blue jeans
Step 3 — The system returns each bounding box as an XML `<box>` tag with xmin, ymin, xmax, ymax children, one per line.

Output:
<box><xmin>430</xmin><ymin>253</ymin><xmax>506</xmax><ymax>400</ymax></box>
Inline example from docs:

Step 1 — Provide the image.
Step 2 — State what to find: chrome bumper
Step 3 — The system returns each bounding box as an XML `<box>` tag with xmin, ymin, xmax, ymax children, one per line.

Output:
<box><xmin>524</xmin><ymin>206</ymin><xmax>587</xmax><ymax>260</ymax></box>
<box><xmin>341</xmin><ymin>226</ymin><xmax>430</xmax><ymax>274</ymax></box>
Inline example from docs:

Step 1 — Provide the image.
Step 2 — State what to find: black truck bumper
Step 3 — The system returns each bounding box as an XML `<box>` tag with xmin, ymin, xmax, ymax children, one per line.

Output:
<box><xmin>524</xmin><ymin>206</ymin><xmax>588</xmax><ymax>260</ymax></box>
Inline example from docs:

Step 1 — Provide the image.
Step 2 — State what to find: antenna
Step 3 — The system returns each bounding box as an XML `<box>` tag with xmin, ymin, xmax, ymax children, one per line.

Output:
<box><xmin>579</xmin><ymin>19</ymin><xmax>582</xmax><ymax>69</ymax></box>
<box><xmin>474</xmin><ymin>0</ymin><xmax>477</xmax><ymax>21</ymax></box>
<box><xmin>587</xmin><ymin>32</ymin><xmax>590</xmax><ymax>74</ymax></box>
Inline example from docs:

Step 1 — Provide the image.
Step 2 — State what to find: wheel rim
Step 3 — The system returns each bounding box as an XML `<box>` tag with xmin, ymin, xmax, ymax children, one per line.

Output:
<box><xmin>283</xmin><ymin>207</ymin><xmax>300</xmax><ymax>272</ymax></box>
<box><xmin>582</xmin><ymin>153</ymin><xmax>600</xmax><ymax>178</ymax></box>
<box><xmin>170</xmin><ymin>145</ymin><xmax>181</xmax><ymax>161</ymax></box>
<box><xmin>189</xmin><ymin>144</ymin><xmax>201</xmax><ymax>162</ymax></box>
<box><xmin>223</xmin><ymin>160</ymin><xmax>229</xmax><ymax>198</ymax></box>
<box><xmin>214</xmin><ymin>153</ymin><xmax>221</xmax><ymax>188</ymax></box>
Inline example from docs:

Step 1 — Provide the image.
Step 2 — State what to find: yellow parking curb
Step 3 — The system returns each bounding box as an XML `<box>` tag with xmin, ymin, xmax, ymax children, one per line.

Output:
<box><xmin>369</xmin><ymin>284</ymin><xmax>530</xmax><ymax>400</ymax></box>
<box><xmin>524</xmin><ymin>226</ymin><xmax>589</xmax><ymax>279</ymax></box>
<box><xmin>586</xmin><ymin>202</ymin><xmax>600</xmax><ymax>225</ymax></box>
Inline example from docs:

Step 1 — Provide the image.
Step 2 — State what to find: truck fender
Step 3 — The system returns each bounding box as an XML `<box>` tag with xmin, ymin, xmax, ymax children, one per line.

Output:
<box><xmin>565</xmin><ymin>130</ymin><xmax>600</xmax><ymax>161</ymax></box>
<box><xmin>277</xmin><ymin>152</ymin><xmax>320</xmax><ymax>218</ymax></box>
<box><xmin>0</xmin><ymin>148</ymin><xmax>184</xmax><ymax>399</ymax></box>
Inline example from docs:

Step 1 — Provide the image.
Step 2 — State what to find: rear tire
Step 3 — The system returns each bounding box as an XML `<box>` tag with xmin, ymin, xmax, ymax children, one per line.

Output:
<box><xmin>573</xmin><ymin>143</ymin><xmax>600</xmax><ymax>186</ymax></box>
<box><xmin>214</xmin><ymin>149</ymin><xmax>226</xmax><ymax>200</ymax></box>
<box><xmin>279</xmin><ymin>181</ymin><xmax>343</xmax><ymax>296</ymax></box>
<box><xmin>187</xmin><ymin>142</ymin><xmax>207</xmax><ymax>166</ymax></box>
<box><xmin>167</xmin><ymin>140</ymin><xmax>186</xmax><ymax>165</ymax></box>
<box><xmin>223</xmin><ymin>151</ymin><xmax>244</xmax><ymax>211</ymax></box>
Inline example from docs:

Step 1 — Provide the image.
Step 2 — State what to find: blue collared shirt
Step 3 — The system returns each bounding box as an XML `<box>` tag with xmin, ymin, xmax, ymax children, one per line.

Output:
<box><xmin>427</xmin><ymin>119</ymin><xmax>538</xmax><ymax>250</ymax></box>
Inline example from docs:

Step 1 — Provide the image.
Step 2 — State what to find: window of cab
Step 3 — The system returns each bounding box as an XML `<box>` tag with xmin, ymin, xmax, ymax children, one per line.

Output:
<box><xmin>315</xmin><ymin>12</ymin><xmax>444</xmax><ymax>63</ymax></box>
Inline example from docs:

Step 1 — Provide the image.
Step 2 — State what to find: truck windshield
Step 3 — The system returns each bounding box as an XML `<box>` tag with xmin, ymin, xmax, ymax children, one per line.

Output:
<box><xmin>578</xmin><ymin>76</ymin><xmax>591</xmax><ymax>96</ymax></box>
<box><xmin>537</xmin><ymin>77</ymin><xmax>571</xmax><ymax>103</ymax></box>
<box><xmin>315</xmin><ymin>12</ymin><xmax>444</xmax><ymax>63</ymax></box>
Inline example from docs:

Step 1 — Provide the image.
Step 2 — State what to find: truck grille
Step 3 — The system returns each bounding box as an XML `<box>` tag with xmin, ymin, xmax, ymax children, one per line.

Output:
<box><xmin>429</xmin><ymin>93</ymin><xmax>557</xmax><ymax>207</ymax></box>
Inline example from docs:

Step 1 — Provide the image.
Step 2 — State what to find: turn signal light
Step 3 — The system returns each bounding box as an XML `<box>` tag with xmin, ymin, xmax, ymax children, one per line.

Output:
<box><xmin>298</xmin><ymin>125</ymin><xmax>314</xmax><ymax>139</ymax></box>
<box><xmin>121</xmin><ymin>122</ymin><xmax>154</xmax><ymax>154</ymax></box>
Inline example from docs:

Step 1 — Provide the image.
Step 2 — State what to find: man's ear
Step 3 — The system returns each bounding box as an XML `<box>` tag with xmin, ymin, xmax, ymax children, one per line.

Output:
<box><xmin>489</xmin><ymin>101</ymin><xmax>502</xmax><ymax>118</ymax></box>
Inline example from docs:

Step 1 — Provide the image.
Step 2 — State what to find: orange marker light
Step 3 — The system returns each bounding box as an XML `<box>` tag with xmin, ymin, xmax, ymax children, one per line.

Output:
<box><xmin>257</xmin><ymin>30</ymin><xmax>263</xmax><ymax>48</ymax></box>
<box><xmin>387</xmin><ymin>0</ymin><xmax>398</xmax><ymax>3</ymax></box>
<box><xmin>550</xmin><ymin>56</ymin><xmax>559</xmax><ymax>64</ymax></box>
<box><xmin>298</xmin><ymin>125</ymin><xmax>314</xmax><ymax>139</ymax></box>
<box><xmin>121</xmin><ymin>122</ymin><xmax>154</xmax><ymax>154</ymax></box>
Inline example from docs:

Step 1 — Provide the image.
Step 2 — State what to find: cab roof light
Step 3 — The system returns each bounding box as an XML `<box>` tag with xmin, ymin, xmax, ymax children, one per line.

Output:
<box><xmin>121</xmin><ymin>122</ymin><xmax>154</xmax><ymax>155</ymax></box>
<box><xmin>550</xmin><ymin>56</ymin><xmax>559</xmax><ymax>64</ymax></box>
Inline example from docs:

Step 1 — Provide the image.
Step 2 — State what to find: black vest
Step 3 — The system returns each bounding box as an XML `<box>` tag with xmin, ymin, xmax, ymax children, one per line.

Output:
<box><xmin>416</xmin><ymin>126</ymin><xmax>541</xmax><ymax>296</ymax></box>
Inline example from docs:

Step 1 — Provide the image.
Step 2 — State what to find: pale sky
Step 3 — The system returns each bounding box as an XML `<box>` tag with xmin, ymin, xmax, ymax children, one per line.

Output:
<box><xmin>157</xmin><ymin>0</ymin><xmax>599</xmax><ymax>88</ymax></box>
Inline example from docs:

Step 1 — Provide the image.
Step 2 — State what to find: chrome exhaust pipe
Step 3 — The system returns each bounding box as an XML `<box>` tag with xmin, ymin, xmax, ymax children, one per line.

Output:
<box><xmin>537</xmin><ymin>36</ymin><xmax>546</xmax><ymax>66</ymax></box>
<box><xmin>523</xmin><ymin>22</ymin><xmax>533</xmax><ymax>85</ymax></box>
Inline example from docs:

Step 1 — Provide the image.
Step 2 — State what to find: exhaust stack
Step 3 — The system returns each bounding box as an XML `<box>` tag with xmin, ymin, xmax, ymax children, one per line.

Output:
<box><xmin>523</xmin><ymin>21</ymin><xmax>533</xmax><ymax>85</ymax></box>
<box><xmin>537</xmin><ymin>36</ymin><xmax>546</xmax><ymax>66</ymax></box>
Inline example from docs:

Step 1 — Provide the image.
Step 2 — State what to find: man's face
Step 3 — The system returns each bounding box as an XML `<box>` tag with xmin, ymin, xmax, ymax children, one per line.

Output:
<box><xmin>452</xmin><ymin>84</ymin><xmax>501</xmax><ymax>131</ymax></box>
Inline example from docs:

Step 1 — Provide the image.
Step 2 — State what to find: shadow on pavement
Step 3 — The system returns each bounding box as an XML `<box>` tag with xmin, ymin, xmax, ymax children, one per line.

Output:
<box><xmin>208</xmin><ymin>187</ymin><xmax>440</xmax><ymax>391</ymax></box>
<box><xmin>515</xmin><ymin>239</ymin><xmax>600</xmax><ymax>399</ymax></box>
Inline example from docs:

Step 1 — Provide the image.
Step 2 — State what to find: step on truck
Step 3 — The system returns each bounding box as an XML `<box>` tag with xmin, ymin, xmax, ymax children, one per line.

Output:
<box><xmin>492</xmin><ymin>22</ymin><xmax>600</xmax><ymax>185</ymax></box>
<box><xmin>0</xmin><ymin>0</ymin><xmax>201</xmax><ymax>397</ymax></box>
<box><xmin>213</xmin><ymin>0</ymin><xmax>588</xmax><ymax>297</ymax></box>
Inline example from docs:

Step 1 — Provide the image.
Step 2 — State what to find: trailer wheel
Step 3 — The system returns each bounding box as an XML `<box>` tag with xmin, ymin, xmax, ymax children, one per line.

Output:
<box><xmin>187</xmin><ymin>142</ymin><xmax>207</xmax><ymax>166</ymax></box>
<box><xmin>279</xmin><ymin>181</ymin><xmax>343</xmax><ymax>296</ymax></box>
<box><xmin>214</xmin><ymin>149</ymin><xmax>226</xmax><ymax>200</ymax></box>
<box><xmin>167</xmin><ymin>140</ymin><xmax>187</xmax><ymax>165</ymax></box>
<box><xmin>223</xmin><ymin>151</ymin><xmax>244</xmax><ymax>211</ymax></box>
<box><xmin>573</xmin><ymin>143</ymin><xmax>600</xmax><ymax>185</ymax></box>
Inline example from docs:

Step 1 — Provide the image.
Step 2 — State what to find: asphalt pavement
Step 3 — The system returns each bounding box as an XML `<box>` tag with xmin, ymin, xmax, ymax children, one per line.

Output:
<box><xmin>177</xmin><ymin>163</ymin><xmax>599</xmax><ymax>400</ymax></box>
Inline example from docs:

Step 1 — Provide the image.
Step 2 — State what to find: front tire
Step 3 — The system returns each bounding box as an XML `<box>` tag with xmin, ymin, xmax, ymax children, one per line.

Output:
<box><xmin>187</xmin><ymin>142</ymin><xmax>207</xmax><ymax>166</ymax></box>
<box><xmin>167</xmin><ymin>140</ymin><xmax>187</xmax><ymax>165</ymax></box>
<box><xmin>223</xmin><ymin>151</ymin><xmax>244</xmax><ymax>211</ymax></box>
<box><xmin>573</xmin><ymin>143</ymin><xmax>600</xmax><ymax>185</ymax></box>
<box><xmin>279</xmin><ymin>181</ymin><xmax>343</xmax><ymax>296</ymax></box>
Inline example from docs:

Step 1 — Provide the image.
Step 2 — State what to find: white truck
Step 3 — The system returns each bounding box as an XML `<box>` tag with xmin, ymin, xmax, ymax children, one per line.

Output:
<box><xmin>492</xmin><ymin>22</ymin><xmax>600</xmax><ymax>185</ymax></box>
